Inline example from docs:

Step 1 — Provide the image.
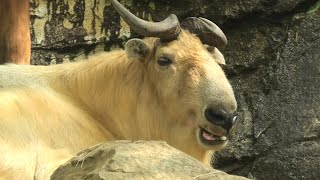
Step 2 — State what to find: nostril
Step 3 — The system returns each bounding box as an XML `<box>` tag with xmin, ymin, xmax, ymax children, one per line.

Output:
<box><xmin>204</xmin><ymin>109</ymin><xmax>238</xmax><ymax>132</ymax></box>
<box><xmin>204</xmin><ymin>108</ymin><xmax>228</xmax><ymax>126</ymax></box>
<box><xmin>224</xmin><ymin>111</ymin><xmax>238</xmax><ymax>133</ymax></box>
<box><xmin>231</xmin><ymin>112</ymin><xmax>238</xmax><ymax>125</ymax></box>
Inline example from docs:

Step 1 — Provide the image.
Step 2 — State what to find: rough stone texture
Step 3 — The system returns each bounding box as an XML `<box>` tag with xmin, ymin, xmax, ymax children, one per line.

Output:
<box><xmin>29</xmin><ymin>0</ymin><xmax>317</xmax><ymax>64</ymax></box>
<box><xmin>51</xmin><ymin>141</ymin><xmax>249</xmax><ymax>180</ymax></box>
<box><xmin>29</xmin><ymin>0</ymin><xmax>320</xmax><ymax>179</ymax></box>
<box><xmin>215</xmin><ymin>10</ymin><xmax>320</xmax><ymax>179</ymax></box>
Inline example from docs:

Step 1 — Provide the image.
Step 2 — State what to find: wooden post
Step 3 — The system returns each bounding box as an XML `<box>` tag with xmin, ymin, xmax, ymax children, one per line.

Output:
<box><xmin>0</xmin><ymin>0</ymin><xmax>31</xmax><ymax>64</ymax></box>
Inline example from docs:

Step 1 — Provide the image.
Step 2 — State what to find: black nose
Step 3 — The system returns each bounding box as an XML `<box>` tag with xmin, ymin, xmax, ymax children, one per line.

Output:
<box><xmin>204</xmin><ymin>108</ymin><xmax>238</xmax><ymax>132</ymax></box>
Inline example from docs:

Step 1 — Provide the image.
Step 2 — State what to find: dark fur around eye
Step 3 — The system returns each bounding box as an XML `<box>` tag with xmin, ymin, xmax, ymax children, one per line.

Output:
<box><xmin>157</xmin><ymin>57</ymin><xmax>172</xmax><ymax>66</ymax></box>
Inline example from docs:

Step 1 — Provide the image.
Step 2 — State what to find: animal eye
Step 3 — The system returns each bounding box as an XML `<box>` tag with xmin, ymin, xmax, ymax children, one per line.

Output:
<box><xmin>157</xmin><ymin>57</ymin><xmax>172</xmax><ymax>66</ymax></box>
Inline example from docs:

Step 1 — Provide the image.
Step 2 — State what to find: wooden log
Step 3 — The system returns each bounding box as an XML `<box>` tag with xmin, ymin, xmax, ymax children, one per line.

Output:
<box><xmin>0</xmin><ymin>0</ymin><xmax>30</xmax><ymax>64</ymax></box>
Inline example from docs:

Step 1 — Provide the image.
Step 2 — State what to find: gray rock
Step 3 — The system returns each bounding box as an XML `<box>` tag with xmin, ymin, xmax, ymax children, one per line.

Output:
<box><xmin>51</xmin><ymin>141</ymin><xmax>249</xmax><ymax>180</ymax></box>
<box><xmin>215</xmin><ymin>8</ymin><xmax>320</xmax><ymax>180</ymax></box>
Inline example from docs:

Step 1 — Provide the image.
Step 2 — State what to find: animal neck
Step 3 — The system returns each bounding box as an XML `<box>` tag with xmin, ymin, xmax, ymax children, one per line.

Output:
<box><xmin>49</xmin><ymin>50</ymin><xmax>147</xmax><ymax>139</ymax></box>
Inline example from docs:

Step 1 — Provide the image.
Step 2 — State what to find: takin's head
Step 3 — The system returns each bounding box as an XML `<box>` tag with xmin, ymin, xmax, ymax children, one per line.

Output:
<box><xmin>112</xmin><ymin>0</ymin><xmax>237</xmax><ymax>154</ymax></box>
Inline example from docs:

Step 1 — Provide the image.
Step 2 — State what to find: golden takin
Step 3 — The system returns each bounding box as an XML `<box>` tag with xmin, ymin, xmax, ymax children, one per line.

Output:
<box><xmin>0</xmin><ymin>0</ymin><xmax>238</xmax><ymax>179</ymax></box>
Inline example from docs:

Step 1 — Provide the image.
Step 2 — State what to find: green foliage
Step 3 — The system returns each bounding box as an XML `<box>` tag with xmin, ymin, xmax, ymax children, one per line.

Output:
<box><xmin>307</xmin><ymin>0</ymin><xmax>320</xmax><ymax>14</ymax></box>
<box><xmin>293</xmin><ymin>0</ymin><xmax>320</xmax><ymax>20</ymax></box>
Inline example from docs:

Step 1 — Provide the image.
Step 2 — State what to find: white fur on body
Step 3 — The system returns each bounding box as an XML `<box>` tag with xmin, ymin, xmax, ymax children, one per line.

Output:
<box><xmin>0</xmin><ymin>31</ymin><xmax>236</xmax><ymax>179</ymax></box>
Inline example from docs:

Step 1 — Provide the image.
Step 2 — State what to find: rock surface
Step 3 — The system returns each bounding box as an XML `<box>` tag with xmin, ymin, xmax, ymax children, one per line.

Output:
<box><xmin>51</xmin><ymin>141</ymin><xmax>249</xmax><ymax>180</ymax></box>
<box><xmin>214</xmin><ymin>5</ymin><xmax>320</xmax><ymax>180</ymax></box>
<box><xmin>29</xmin><ymin>0</ymin><xmax>320</xmax><ymax>179</ymax></box>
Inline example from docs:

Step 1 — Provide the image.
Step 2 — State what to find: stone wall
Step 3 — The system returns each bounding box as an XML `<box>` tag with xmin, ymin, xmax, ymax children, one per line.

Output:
<box><xmin>214</xmin><ymin>5</ymin><xmax>320</xmax><ymax>180</ymax></box>
<box><xmin>29</xmin><ymin>0</ymin><xmax>320</xmax><ymax>179</ymax></box>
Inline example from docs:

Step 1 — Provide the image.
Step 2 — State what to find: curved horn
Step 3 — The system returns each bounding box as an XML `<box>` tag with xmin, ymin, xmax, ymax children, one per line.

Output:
<box><xmin>181</xmin><ymin>17</ymin><xmax>227</xmax><ymax>48</ymax></box>
<box><xmin>111</xmin><ymin>0</ymin><xmax>181</xmax><ymax>41</ymax></box>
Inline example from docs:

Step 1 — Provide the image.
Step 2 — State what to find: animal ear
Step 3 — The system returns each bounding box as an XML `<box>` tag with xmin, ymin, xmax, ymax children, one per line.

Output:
<box><xmin>205</xmin><ymin>45</ymin><xmax>226</xmax><ymax>65</ymax></box>
<box><xmin>125</xmin><ymin>38</ymin><xmax>151</xmax><ymax>62</ymax></box>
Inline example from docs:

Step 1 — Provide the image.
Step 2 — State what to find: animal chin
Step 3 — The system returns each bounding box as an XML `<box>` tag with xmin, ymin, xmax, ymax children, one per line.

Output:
<box><xmin>198</xmin><ymin>127</ymin><xmax>227</xmax><ymax>147</ymax></box>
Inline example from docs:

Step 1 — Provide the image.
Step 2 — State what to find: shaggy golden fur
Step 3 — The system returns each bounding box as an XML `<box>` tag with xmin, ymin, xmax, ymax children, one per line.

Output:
<box><xmin>0</xmin><ymin>31</ymin><xmax>236</xmax><ymax>179</ymax></box>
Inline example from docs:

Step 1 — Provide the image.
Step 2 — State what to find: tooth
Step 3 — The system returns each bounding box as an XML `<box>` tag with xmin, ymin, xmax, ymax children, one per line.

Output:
<box><xmin>220</xmin><ymin>136</ymin><xmax>227</xmax><ymax>140</ymax></box>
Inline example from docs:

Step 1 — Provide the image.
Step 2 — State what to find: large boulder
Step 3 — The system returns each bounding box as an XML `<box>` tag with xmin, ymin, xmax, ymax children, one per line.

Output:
<box><xmin>50</xmin><ymin>141</ymin><xmax>249</xmax><ymax>180</ymax></box>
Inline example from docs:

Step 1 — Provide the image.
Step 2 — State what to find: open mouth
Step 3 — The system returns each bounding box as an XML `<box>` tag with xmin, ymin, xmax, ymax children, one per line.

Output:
<box><xmin>199</xmin><ymin>128</ymin><xmax>227</xmax><ymax>145</ymax></box>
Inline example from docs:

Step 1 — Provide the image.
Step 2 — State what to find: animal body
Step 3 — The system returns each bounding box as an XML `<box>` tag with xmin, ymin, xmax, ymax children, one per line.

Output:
<box><xmin>0</xmin><ymin>0</ymin><xmax>237</xmax><ymax>179</ymax></box>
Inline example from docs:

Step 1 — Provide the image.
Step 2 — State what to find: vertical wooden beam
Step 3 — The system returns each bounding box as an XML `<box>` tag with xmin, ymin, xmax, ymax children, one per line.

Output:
<box><xmin>0</xmin><ymin>0</ymin><xmax>31</xmax><ymax>64</ymax></box>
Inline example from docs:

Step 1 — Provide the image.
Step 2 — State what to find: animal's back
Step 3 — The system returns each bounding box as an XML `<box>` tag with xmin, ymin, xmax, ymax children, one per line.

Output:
<box><xmin>0</xmin><ymin>64</ymin><xmax>47</xmax><ymax>88</ymax></box>
<box><xmin>0</xmin><ymin>69</ymin><xmax>113</xmax><ymax>179</ymax></box>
